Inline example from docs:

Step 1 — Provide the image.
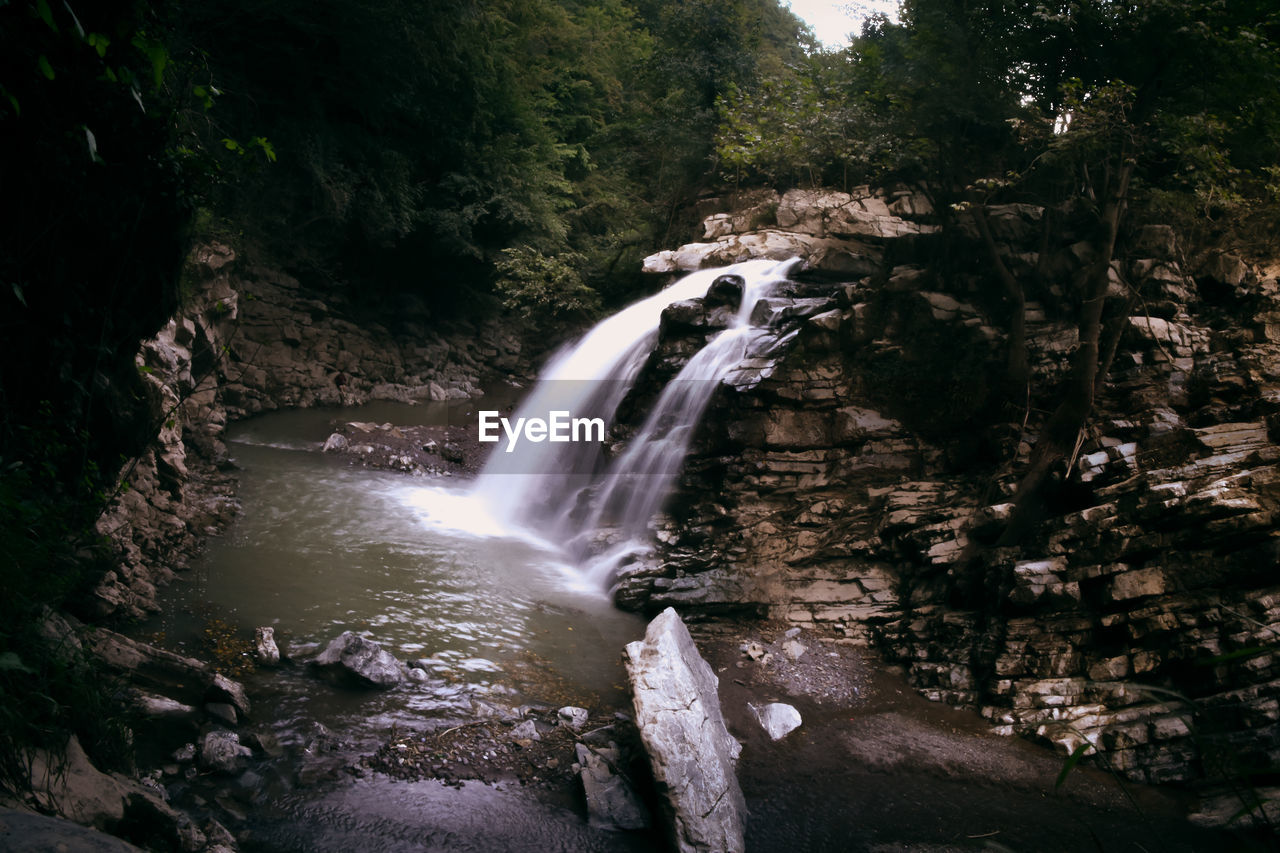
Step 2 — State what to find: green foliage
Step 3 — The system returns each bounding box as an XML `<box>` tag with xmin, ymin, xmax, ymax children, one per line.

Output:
<box><xmin>494</xmin><ymin>247</ymin><xmax>600</xmax><ymax>325</ymax></box>
<box><xmin>715</xmin><ymin>54</ymin><xmax>885</xmax><ymax>190</ymax></box>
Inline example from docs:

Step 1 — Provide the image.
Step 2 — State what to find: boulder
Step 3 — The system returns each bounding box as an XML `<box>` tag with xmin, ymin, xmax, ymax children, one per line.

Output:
<box><xmin>311</xmin><ymin>631</ymin><xmax>405</xmax><ymax>688</ymax></box>
<box><xmin>131</xmin><ymin>692</ymin><xmax>199</xmax><ymax>722</ymax></box>
<box><xmin>27</xmin><ymin>735</ymin><xmax>133</xmax><ymax>828</ymax></box>
<box><xmin>254</xmin><ymin>626</ymin><xmax>281</xmax><ymax>666</ymax></box>
<box><xmin>205</xmin><ymin>702</ymin><xmax>239</xmax><ymax>727</ymax></box>
<box><xmin>25</xmin><ymin>735</ymin><xmax>203</xmax><ymax>850</ymax></box>
<box><xmin>751</xmin><ymin>703</ymin><xmax>802</xmax><ymax>741</ymax></box>
<box><xmin>575</xmin><ymin>742</ymin><xmax>650</xmax><ymax>830</ymax></box>
<box><xmin>199</xmin><ymin>730</ymin><xmax>252</xmax><ymax>775</ymax></box>
<box><xmin>557</xmin><ymin>706</ymin><xmax>590</xmax><ymax>731</ymax></box>
<box><xmin>86</xmin><ymin>628</ymin><xmax>209</xmax><ymax>690</ymax></box>
<box><xmin>0</xmin><ymin>806</ymin><xmax>145</xmax><ymax>852</ymax></box>
<box><xmin>205</xmin><ymin>673</ymin><xmax>251</xmax><ymax>720</ymax></box>
<box><xmin>625</xmin><ymin>607</ymin><xmax>746</xmax><ymax>853</ymax></box>
<box><xmin>510</xmin><ymin>719</ymin><xmax>541</xmax><ymax>742</ymax></box>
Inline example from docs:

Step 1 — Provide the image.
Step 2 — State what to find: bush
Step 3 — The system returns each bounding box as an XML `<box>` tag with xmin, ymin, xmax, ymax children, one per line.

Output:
<box><xmin>494</xmin><ymin>246</ymin><xmax>601</xmax><ymax>325</ymax></box>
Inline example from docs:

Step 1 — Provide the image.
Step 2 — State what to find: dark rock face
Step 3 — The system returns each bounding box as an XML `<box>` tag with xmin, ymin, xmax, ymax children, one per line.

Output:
<box><xmin>622</xmin><ymin>188</ymin><xmax>1280</xmax><ymax>801</ymax></box>
<box><xmin>92</xmin><ymin>243</ymin><xmax>525</xmax><ymax>620</ymax></box>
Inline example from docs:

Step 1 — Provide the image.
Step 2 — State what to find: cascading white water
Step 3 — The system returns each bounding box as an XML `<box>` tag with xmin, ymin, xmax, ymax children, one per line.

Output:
<box><xmin>472</xmin><ymin>257</ymin><xmax>796</xmax><ymax>585</ymax></box>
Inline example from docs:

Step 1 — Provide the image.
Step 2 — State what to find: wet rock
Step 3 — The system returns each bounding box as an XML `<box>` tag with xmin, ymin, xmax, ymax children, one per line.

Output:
<box><xmin>510</xmin><ymin>719</ymin><xmax>541</xmax><ymax>742</ymax></box>
<box><xmin>557</xmin><ymin>706</ymin><xmax>590</xmax><ymax>731</ymax></box>
<box><xmin>751</xmin><ymin>702</ymin><xmax>803</xmax><ymax>741</ymax></box>
<box><xmin>132</xmin><ymin>692</ymin><xmax>198</xmax><ymax>722</ymax></box>
<box><xmin>199</xmin><ymin>730</ymin><xmax>251</xmax><ymax>775</ymax></box>
<box><xmin>705</xmin><ymin>274</ymin><xmax>745</xmax><ymax>308</ymax></box>
<box><xmin>625</xmin><ymin>607</ymin><xmax>745</xmax><ymax>853</ymax></box>
<box><xmin>202</xmin><ymin>818</ymin><xmax>238</xmax><ymax>851</ymax></box>
<box><xmin>205</xmin><ymin>673</ymin><xmax>251</xmax><ymax>720</ymax></box>
<box><xmin>86</xmin><ymin>628</ymin><xmax>210</xmax><ymax>689</ymax></box>
<box><xmin>242</xmin><ymin>730</ymin><xmax>285</xmax><ymax>759</ymax></box>
<box><xmin>205</xmin><ymin>702</ymin><xmax>239</xmax><ymax>727</ymax></box>
<box><xmin>322</xmin><ymin>432</ymin><xmax>348</xmax><ymax>452</ymax></box>
<box><xmin>254</xmin><ymin>626</ymin><xmax>280</xmax><ymax>666</ymax></box>
<box><xmin>575</xmin><ymin>742</ymin><xmax>650</xmax><ymax>831</ymax></box>
<box><xmin>663</xmin><ymin>299</ymin><xmax>709</xmax><ymax>329</ymax></box>
<box><xmin>312</xmin><ymin>631</ymin><xmax>406</xmax><ymax>688</ymax></box>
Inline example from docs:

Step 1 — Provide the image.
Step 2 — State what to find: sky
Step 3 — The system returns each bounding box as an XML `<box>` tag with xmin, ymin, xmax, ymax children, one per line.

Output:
<box><xmin>785</xmin><ymin>0</ymin><xmax>900</xmax><ymax>49</ymax></box>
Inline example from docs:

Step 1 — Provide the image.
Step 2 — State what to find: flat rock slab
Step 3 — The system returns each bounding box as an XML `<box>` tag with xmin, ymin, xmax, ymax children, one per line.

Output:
<box><xmin>0</xmin><ymin>807</ymin><xmax>144</xmax><ymax>852</ymax></box>
<box><xmin>625</xmin><ymin>607</ymin><xmax>746</xmax><ymax>853</ymax></box>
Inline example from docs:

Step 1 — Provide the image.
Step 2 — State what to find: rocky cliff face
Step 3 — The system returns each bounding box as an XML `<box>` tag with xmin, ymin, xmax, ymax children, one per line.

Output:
<box><xmin>616</xmin><ymin>187</ymin><xmax>1280</xmax><ymax>806</ymax></box>
<box><xmin>92</xmin><ymin>244</ymin><xmax>524</xmax><ymax>619</ymax></box>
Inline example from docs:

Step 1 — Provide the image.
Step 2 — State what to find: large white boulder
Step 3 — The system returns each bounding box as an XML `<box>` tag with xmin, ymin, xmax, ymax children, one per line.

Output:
<box><xmin>624</xmin><ymin>607</ymin><xmax>746</xmax><ymax>853</ymax></box>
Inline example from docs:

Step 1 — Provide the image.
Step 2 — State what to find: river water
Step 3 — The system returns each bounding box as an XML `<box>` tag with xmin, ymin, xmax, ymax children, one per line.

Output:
<box><xmin>144</xmin><ymin>402</ymin><xmax>653</xmax><ymax>851</ymax></box>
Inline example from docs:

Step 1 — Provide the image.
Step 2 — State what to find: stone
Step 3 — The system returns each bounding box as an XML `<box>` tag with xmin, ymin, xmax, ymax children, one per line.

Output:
<box><xmin>751</xmin><ymin>702</ymin><xmax>803</xmax><ymax>740</ymax></box>
<box><xmin>575</xmin><ymin>743</ymin><xmax>650</xmax><ymax>830</ymax></box>
<box><xmin>0</xmin><ymin>806</ymin><xmax>146</xmax><ymax>852</ymax></box>
<box><xmin>27</xmin><ymin>735</ymin><xmax>131</xmax><ymax>828</ymax></box>
<box><xmin>243</xmin><ymin>730</ymin><xmax>285</xmax><ymax>758</ymax></box>
<box><xmin>322</xmin><ymin>432</ymin><xmax>348</xmax><ymax>452</ymax></box>
<box><xmin>625</xmin><ymin>608</ymin><xmax>745</xmax><ymax>853</ymax></box>
<box><xmin>705</xmin><ymin>274</ymin><xmax>745</xmax><ymax>308</ymax></box>
<box><xmin>206</xmin><ymin>702</ymin><xmax>239</xmax><ymax>726</ymax></box>
<box><xmin>206</xmin><ymin>672</ymin><xmax>251</xmax><ymax>720</ymax></box>
<box><xmin>86</xmin><ymin>628</ymin><xmax>210</xmax><ymax>687</ymax></box>
<box><xmin>132</xmin><ymin>692</ymin><xmax>198</xmax><ymax>721</ymax></box>
<box><xmin>254</xmin><ymin>626</ymin><xmax>281</xmax><ymax>666</ymax></box>
<box><xmin>199</xmin><ymin>730</ymin><xmax>252</xmax><ymax>775</ymax></box>
<box><xmin>510</xmin><ymin>719</ymin><xmax>541</xmax><ymax>742</ymax></box>
<box><xmin>37</xmin><ymin>607</ymin><xmax>83</xmax><ymax>657</ymax></box>
<box><xmin>1108</xmin><ymin>566</ymin><xmax>1170</xmax><ymax>602</ymax></box>
<box><xmin>780</xmin><ymin>639</ymin><xmax>807</xmax><ymax>660</ymax></box>
<box><xmin>558</xmin><ymin>706</ymin><xmax>590</xmax><ymax>731</ymax></box>
<box><xmin>311</xmin><ymin>631</ymin><xmax>405</xmax><ymax>688</ymax></box>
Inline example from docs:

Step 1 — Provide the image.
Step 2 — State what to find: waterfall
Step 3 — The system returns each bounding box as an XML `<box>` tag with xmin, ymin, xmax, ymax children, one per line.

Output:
<box><xmin>472</xmin><ymin>257</ymin><xmax>796</xmax><ymax>586</ymax></box>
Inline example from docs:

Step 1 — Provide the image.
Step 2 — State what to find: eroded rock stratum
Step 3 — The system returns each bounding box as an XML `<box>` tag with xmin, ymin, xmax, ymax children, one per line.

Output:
<box><xmin>617</xmin><ymin>186</ymin><xmax>1280</xmax><ymax>803</ymax></box>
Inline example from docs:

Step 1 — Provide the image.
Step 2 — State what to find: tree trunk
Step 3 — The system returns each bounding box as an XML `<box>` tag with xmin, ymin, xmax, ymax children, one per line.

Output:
<box><xmin>994</xmin><ymin>156</ymin><xmax>1134</xmax><ymax>548</ymax></box>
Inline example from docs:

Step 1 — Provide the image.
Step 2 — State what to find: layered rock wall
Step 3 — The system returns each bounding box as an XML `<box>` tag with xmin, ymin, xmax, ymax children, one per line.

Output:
<box><xmin>619</xmin><ymin>187</ymin><xmax>1280</xmax><ymax>796</ymax></box>
<box><xmin>92</xmin><ymin>244</ymin><xmax>524</xmax><ymax>619</ymax></box>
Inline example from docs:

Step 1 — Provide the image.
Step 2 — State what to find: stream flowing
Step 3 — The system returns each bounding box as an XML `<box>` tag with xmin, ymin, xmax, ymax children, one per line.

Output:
<box><xmin>145</xmin><ymin>261</ymin><xmax>798</xmax><ymax>849</ymax></box>
<box><xmin>472</xmin><ymin>257</ymin><xmax>796</xmax><ymax>584</ymax></box>
<box><xmin>146</xmin><ymin>405</ymin><xmax>650</xmax><ymax>851</ymax></box>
